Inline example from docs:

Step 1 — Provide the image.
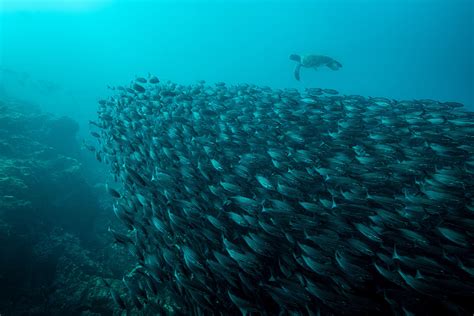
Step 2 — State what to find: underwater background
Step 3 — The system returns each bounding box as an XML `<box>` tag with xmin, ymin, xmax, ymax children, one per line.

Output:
<box><xmin>1</xmin><ymin>0</ymin><xmax>473</xmax><ymax>126</ymax></box>
<box><xmin>0</xmin><ymin>0</ymin><xmax>473</xmax><ymax>315</ymax></box>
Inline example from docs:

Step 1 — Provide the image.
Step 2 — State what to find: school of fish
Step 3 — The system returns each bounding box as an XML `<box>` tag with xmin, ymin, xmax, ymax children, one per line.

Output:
<box><xmin>90</xmin><ymin>75</ymin><xmax>474</xmax><ymax>315</ymax></box>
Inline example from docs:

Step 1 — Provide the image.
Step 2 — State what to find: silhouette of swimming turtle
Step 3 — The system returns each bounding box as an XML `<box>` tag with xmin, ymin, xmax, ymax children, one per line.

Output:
<box><xmin>290</xmin><ymin>54</ymin><xmax>342</xmax><ymax>81</ymax></box>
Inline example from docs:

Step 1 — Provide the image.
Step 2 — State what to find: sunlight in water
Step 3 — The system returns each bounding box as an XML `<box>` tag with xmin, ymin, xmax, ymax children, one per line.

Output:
<box><xmin>0</xmin><ymin>0</ymin><xmax>113</xmax><ymax>12</ymax></box>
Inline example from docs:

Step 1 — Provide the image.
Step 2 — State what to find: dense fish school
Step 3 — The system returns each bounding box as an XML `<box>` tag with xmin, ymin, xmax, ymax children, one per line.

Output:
<box><xmin>91</xmin><ymin>76</ymin><xmax>474</xmax><ymax>315</ymax></box>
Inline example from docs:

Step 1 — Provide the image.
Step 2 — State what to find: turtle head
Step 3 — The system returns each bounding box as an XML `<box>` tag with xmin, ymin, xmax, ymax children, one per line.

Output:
<box><xmin>327</xmin><ymin>60</ymin><xmax>342</xmax><ymax>70</ymax></box>
<box><xmin>289</xmin><ymin>54</ymin><xmax>301</xmax><ymax>63</ymax></box>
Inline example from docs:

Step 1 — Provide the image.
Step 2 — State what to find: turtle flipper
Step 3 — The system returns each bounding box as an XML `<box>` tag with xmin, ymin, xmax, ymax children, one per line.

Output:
<box><xmin>294</xmin><ymin>63</ymin><xmax>302</xmax><ymax>81</ymax></box>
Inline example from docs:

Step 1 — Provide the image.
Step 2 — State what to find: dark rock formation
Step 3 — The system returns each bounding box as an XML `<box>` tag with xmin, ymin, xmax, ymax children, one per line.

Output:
<box><xmin>0</xmin><ymin>97</ymin><xmax>132</xmax><ymax>315</ymax></box>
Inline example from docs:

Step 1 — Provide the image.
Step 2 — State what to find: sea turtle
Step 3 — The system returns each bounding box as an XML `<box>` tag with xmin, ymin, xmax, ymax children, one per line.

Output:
<box><xmin>289</xmin><ymin>54</ymin><xmax>342</xmax><ymax>81</ymax></box>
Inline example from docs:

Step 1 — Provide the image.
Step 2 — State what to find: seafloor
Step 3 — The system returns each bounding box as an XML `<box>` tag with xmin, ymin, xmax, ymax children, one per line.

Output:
<box><xmin>0</xmin><ymin>96</ymin><xmax>133</xmax><ymax>315</ymax></box>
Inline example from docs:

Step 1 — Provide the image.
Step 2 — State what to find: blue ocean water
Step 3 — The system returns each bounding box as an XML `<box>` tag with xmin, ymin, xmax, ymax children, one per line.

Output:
<box><xmin>0</xmin><ymin>0</ymin><xmax>472</xmax><ymax>126</ymax></box>
<box><xmin>1</xmin><ymin>1</ymin><xmax>474</xmax><ymax>314</ymax></box>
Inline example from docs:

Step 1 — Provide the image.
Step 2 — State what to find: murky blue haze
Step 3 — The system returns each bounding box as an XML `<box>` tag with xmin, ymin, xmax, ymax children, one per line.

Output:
<box><xmin>0</xmin><ymin>0</ymin><xmax>472</xmax><ymax>129</ymax></box>
<box><xmin>0</xmin><ymin>1</ymin><xmax>473</xmax><ymax>315</ymax></box>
